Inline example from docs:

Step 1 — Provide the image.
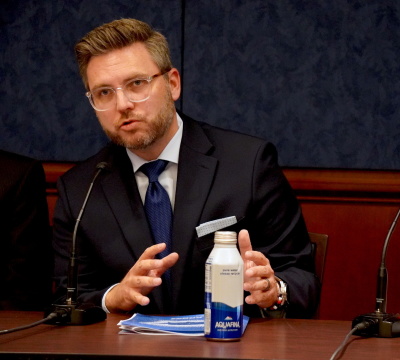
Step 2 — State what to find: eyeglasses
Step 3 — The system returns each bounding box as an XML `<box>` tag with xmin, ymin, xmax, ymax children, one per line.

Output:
<box><xmin>86</xmin><ymin>72</ymin><xmax>165</xmax><ymax>111</ymax></box>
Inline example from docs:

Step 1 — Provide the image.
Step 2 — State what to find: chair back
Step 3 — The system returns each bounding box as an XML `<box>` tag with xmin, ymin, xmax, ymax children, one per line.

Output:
<box><xmin>309</xmin><ymin>232</ymin><xmax>328</xmax><ymax>283</ymax></box>
<box><xmin>308</xmin><ymin>232</ymin><xmax>328</xmax><ymax>319</ymax></box>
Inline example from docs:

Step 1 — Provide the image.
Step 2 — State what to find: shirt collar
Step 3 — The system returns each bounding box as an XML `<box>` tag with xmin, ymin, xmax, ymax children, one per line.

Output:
<box><xmin>126</xmin><ymin>113</ymin><xmax>183</xmax><ymax>172</ymax></box>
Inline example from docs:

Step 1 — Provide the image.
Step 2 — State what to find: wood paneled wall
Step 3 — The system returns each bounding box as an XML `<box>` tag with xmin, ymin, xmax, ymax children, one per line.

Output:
<box><xmin>44</xmin><ymin>163</ymin><xmax>400</xmax><ymax>320</ymax></box>
<box><xmin>284</xmin><ymin>169</ymin><xmax>400</xmax><ymax>320</ymax></box>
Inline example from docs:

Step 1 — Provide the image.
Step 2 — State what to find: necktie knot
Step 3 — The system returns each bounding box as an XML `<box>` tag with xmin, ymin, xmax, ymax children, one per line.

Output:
<box><xmin>140</xmin><ymin>160</ymin><xmax>169</xmax><ymax>183</ymax></box>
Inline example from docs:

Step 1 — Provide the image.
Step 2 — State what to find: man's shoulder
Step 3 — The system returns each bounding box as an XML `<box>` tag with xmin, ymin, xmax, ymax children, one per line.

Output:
<box><xmin>180</xmin><ymin>112</ymin><xmax>274</xmax><ymax>154</ymax></box>
<box><xmin>182</xmin><ymin>113</ymin><xmax>266</xmax><ymax>141</ymax></box>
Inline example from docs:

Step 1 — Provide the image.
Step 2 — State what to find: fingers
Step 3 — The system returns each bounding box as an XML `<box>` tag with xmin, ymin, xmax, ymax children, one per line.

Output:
<box><xmin>243</xmin><ymin>247</ymin><xmax>270</xmax><ymax>266</ymax></box>
<box><xmin>245</xmin><ymin>262</ymin><xmax>273</xmax><ymax>279</ymax></box>
<box><xmin>135</xmin><ymin>243</ymin><xmax>179</xmax><ymax>275</ymax></box>
<box><xmin>161</xmin><ymin>251</ymin><xmax>179</xmax><ymax>267</ymax></box>
<box><xmin>239</xmin><ymin>230</ymin><xmax>258</xmax><ymax>277</ymax></box>
<box><xmin>238</xmin><ymin>229</ymin><xmax>252</xmax><ymax>254</ymax></box>
<box><xmin>106</xmin><ymin>282</ymin><xmax>151</xmax><ymax>311</ymax></box>
<box><xmin>238</xmin><ymin>230</ymin><xmax>278</xmax><ymax>308</ymax></box>
<box><xmin>243</xmin><ymin>247</ymin><xmax>272</xmax><ymax>280</ymax></box>
<box><xmin>124</xmin><ymin>275</ymin><xmax>162</xmax><ymax>288</ymax></box>
<box><xmin>121</xmin><ymin>286</ymin><xmax>151</xmax><ymax>308</ymax></box>
<box><xmin>152</xmin><ymin>252</ymin><xmax>179</xmax><ymax>277</ymax></box>
<box><xmin>106</xmin><ymin>243</ymin><xmax>180</xmax><ymax>312</ymax></box>
<box><xmin>243</xmin><ymin>254</ymin><xmax>275</xmax><ymax>302</ymax></box>
<box><xmin>244</xmin><ymin>276</ymin><xmax>276</xmax><ymax>293</ymax></box>
<box><xmin>243</xmin><ymin>276</ymin><xmax>279</xmax><ymax>308</ymax></box>
<box><xmin>138</xmin><ymin>242</ymin><xmax>168</xmax><ymax>262</ymax></box>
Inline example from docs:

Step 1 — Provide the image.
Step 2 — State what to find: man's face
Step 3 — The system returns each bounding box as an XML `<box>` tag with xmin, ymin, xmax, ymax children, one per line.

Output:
<box><xmin>86</xmin><ymin>42</ymin><xmax>181</xmax><ymax>160</ymax></box>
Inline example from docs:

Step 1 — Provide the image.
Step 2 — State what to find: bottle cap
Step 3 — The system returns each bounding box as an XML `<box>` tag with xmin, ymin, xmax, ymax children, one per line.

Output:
<box><xmin>214</xmin><ymin>231</ymin><xmax>237</xmax><ymax>244</ymax></box>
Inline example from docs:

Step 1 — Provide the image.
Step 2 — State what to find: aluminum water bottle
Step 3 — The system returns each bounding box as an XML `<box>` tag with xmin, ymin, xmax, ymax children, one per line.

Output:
<box><xmin>204</xmin><ymin>231</ymin><xmax>244</xmax><ymax>341</ymax></box>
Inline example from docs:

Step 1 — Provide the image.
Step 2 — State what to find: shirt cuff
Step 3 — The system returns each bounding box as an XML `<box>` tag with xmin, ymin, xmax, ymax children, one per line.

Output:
<box><xmin>101</xmin><ymin>283</ymin><xmax>119</xmax><ymax>313</ymax></box>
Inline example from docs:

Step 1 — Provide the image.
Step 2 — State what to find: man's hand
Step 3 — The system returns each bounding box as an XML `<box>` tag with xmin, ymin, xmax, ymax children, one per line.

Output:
<box><xmin>238</xmin><ymin>229</ymin><xmax>279</xmax><ymax>309</ymax></box>
<box><xmin>105</xmin><ymin>243</ymin><xmax>179</xmax><ymax>312</ymax></box>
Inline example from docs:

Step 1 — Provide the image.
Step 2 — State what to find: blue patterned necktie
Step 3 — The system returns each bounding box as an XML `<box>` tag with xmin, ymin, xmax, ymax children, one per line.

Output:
<box><xmin>140</xmin><ymin>160</ymin><xmax>173</xmax><ymax>307</ymax></box>
<box><xmin>139</xmin><ymin>160</ymin><xmax>173</xmax><ymax>260</ymax></box>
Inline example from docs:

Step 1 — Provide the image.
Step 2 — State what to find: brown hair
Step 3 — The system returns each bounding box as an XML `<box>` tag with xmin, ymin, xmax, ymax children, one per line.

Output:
<box><xmin>75</xmin><ymin>18</ymin><xmax>173</xmax><ymax>89</ymax></box>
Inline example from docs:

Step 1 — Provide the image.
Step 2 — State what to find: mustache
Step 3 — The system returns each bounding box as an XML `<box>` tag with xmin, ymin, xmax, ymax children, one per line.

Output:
<box><xmin>116</xmin><ymin>111</ymin><xmax>145</xmax><ymax>126</ymax></box>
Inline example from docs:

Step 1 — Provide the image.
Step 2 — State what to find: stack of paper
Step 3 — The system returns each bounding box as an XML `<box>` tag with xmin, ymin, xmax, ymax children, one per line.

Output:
<box><xmin>118</xmin><ymin>313</ymin><xmax>205</xmax><ymax>336</ymax></box>
<box><xmin>118</xmin><ymin>313</ymin><xmax>250</xmax><ymax>336</ymax></box>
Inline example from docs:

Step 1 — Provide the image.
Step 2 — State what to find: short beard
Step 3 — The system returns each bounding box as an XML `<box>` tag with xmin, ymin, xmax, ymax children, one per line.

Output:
<box><xmin>102</xmin><ymin>88</ymin><xmax>175</xmax><ymax>150</ymax></box>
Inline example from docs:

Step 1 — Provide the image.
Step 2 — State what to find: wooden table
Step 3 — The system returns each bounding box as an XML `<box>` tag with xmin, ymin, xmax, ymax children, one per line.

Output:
<box><xmin>1</xmin><ymin>311</ymin><xmax>400</xmax><ymax>359</ymax></box>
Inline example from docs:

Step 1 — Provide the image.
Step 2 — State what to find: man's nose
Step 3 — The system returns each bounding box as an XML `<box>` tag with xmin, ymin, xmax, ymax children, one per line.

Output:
<box><xmin>115</xmin><ymin>88</ymin><xmax>134</xmax><ymax>111</ymax></box>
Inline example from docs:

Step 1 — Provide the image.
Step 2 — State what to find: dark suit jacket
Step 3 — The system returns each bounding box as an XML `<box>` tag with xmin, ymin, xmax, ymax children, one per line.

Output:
<box><xmin>0</xmin><ymin>150</ymin><xmax>52</xmax><ymax>310</ymax></box>
<box><xmin>53</xmin><ymin>114</ymin><xmax>320</xmax><ymax>318</ymax></box>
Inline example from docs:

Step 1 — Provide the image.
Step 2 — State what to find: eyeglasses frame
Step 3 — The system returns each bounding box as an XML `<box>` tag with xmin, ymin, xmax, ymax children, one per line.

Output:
<box><xmin>85</xmin><ymin>71</ymin><xmax>168</xmax><ymax>111</ymax></box>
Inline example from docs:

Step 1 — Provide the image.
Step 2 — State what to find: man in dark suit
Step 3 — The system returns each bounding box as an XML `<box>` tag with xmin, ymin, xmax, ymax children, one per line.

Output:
<box><xmin>0</xmin><ymin>150</ymin><xmax>52</xmax><ymax>310</ymax></box>
<box><xmin>53</xmin><ymin>18</ymin><xmax>320</xmax><ymax>318</ymax></box>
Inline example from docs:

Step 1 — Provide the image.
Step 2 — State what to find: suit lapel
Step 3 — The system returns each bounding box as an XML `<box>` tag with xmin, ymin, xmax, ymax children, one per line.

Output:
<box><xmin>171</xmin><ymin>118</ymin><xmax>217</xmax><ymax>307</ymax></box>
<box><xmin>99</xmin><ymin>147</ymin><xmax>165</xmax><ymax>311</ymax></box>
<box><xmin>100</xmin><ymin>170</ymin><xmax>152</xmax><ymax>259</ymax></box>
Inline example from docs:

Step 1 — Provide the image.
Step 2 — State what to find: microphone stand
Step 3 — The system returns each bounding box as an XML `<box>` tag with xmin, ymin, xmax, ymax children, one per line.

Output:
<box><xmin>352</xmin><ymin>208</ymin><xmax>400</xmax><ymax>337</ymax></box>
<box><xmin>45</xmin><ymin>162</ymin><xmax>108</xmax><ymax>325</ymax></box>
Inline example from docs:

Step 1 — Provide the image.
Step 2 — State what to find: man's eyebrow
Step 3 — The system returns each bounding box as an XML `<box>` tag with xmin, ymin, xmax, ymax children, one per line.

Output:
<box><xmin>90</xmin><ymin>73</ymin><xmax>150</xmax><ymax>90</ymax></box>
<box><xmin>91</xmin><ymin>82</ymin><xmax>112</xmax><ymax>90</ymax></box>
<box><xmin>123</xmin><ymin>72</ymin><xmax>154</xmax><ymax>82</ymax></box>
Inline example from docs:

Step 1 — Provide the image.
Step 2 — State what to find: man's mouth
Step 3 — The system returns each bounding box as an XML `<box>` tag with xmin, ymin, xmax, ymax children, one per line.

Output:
<box><xmin>119</xmin><ymin>119</ymin><xmax>139</xmax><ymax>130</ymax></box>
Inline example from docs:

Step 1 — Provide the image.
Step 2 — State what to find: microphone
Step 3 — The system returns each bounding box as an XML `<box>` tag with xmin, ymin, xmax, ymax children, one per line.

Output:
<box><xmin>352</xmin><ymin>208</ymin><xmax>400</xmax><ymax>337</ymax></box>
<box><xmin>45</xmin><ymin>162</ymin><xmax>109</xmax><ymax>325</ymax></box>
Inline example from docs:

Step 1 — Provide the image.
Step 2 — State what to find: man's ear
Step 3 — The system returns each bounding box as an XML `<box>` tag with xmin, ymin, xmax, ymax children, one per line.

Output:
<box><xmin>167</xmin><ymin>68</ymin><xmax>181</xmax><ymax>101</ymax></box>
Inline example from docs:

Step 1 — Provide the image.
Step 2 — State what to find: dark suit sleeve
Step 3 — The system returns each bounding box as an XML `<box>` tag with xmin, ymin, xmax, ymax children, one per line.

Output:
<box><xmin>247</xmin><ymin>142</ymin><xmax>320</xmax><ymax>318</ymax></box>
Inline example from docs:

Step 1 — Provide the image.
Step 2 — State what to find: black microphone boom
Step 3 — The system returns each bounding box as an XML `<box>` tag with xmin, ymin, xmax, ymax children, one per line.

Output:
<box><xmin>352</xmin><ymin>208</ymin><xmax>400</xmax><ymax>337</ymax></box>
<box><xmin>45</xmin><ymin>162</ymin><xmax>109</xmax><ymax>325</ymax></box>
<box><xmin>376</xmin><ymin>207</ymin><xmax>400</xmax><ymax>314</ymax></box>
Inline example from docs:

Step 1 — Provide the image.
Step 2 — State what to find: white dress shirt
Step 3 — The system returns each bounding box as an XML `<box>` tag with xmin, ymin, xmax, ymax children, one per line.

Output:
<box><xmin>126</xmin><ymin>113</ymin><xmax>183</xmax><ymax>210</ymax></box>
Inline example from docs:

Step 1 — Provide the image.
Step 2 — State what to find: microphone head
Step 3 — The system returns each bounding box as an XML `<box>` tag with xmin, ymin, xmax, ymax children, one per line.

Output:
<box><xmin>96</xmin><ymin>161</ymin><xmax>110</xmax><ymax>171</ymax></box>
